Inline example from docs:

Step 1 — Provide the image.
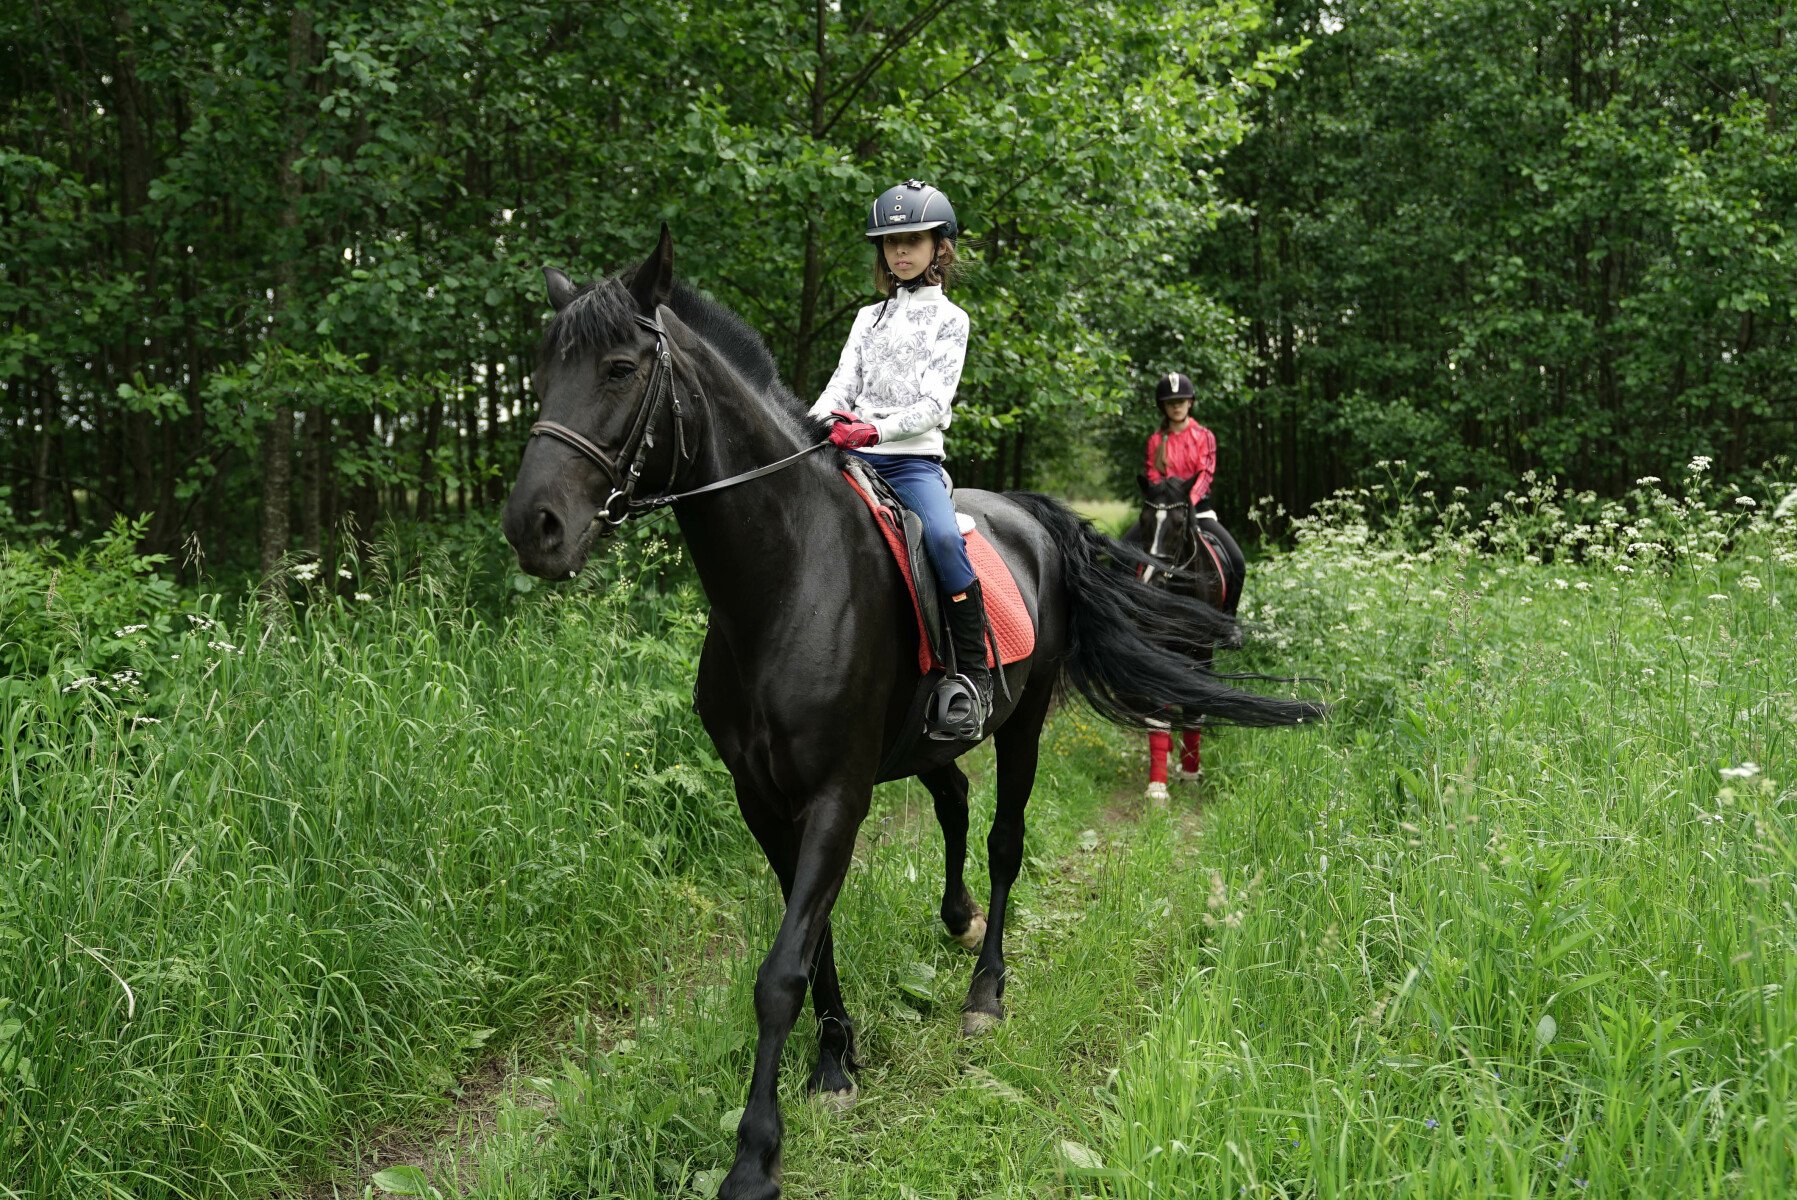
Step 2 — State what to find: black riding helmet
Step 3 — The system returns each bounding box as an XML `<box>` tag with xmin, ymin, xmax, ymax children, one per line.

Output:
<box><xmin>867</xmin><ymin>179</ymin><xmax>958</xmax><ymax>241</ymax></box>
<box><xmin>1154</xmin><ymin>372</ymin><xmax>1195</xmax><ymax>406</ymax></box>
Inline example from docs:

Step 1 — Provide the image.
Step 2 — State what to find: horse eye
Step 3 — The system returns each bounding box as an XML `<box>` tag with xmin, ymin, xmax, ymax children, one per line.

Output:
<box><xmin>608</xmin><ymin>360</ymin><xmax>636</xmax><ymax>380</ymax></box>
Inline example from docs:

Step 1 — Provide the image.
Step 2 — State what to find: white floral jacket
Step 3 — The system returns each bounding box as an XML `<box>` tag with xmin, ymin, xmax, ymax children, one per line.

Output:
<box><xmin>806</xmin><ymin>284</ymin><xmax>969</xmax><ymax>458</ymax></box>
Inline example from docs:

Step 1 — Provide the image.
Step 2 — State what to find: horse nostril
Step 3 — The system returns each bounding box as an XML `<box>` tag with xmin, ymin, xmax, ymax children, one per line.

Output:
<box><xmin>536</xmin><ymin>506</ymin><xmax>563</xmax><ymax>549</ymax></box>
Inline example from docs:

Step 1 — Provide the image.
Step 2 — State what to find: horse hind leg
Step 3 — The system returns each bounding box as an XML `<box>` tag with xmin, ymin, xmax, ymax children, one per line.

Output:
<box><xmin>918</xmin><ymin>763</ymin><xmax>986</xmax><ymax>950</ymax></box>
<box><xmin>962</xmin><ymin>683</ymin><xmax>1052</xmax><ymax>1035</ymax></box>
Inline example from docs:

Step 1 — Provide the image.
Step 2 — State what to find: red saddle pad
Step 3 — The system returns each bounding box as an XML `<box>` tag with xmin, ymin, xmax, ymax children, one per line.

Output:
<box><xmin>843</xmin><ymin>471</ymin><xmax>1036</xmax><ymax>673</ymax></box>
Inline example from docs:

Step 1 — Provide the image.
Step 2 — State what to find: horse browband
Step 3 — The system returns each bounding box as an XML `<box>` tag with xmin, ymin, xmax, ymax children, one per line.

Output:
<box><xmin>530</xmin><ymin>312</ymin><xmax>826</xmax><ymax>526</ymax></box>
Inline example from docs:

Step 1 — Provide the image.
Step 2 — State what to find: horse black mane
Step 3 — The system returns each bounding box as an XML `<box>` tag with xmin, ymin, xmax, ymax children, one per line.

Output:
<box><xmin>539</xmin><ymin>272</ymin><xmax>809</xmax><ymax>426</ymax></box>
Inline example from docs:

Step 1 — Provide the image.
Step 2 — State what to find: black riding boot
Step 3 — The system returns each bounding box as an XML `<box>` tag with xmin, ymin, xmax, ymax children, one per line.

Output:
<box><xmin>928</xmin><ymin>580</ymin><xmax>994</xmax><ymax>741</ymax></box>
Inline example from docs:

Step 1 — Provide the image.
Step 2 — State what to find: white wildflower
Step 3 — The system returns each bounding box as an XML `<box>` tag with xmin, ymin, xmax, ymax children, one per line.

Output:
<box><xmin>1613</xmin><ymin>563</ymin><xmax>1633</xmax><ymax>574</ymax></box>
<box><xmin>112</xmin><ymin>624</ymin><xmax>148</xmax><ymax>637</ymax></box>
<box><xmin>1734</xmin><ymin>496</ymin><xmax>1757</xmax><ymax>507</ymax></box>
<box><xmin>1739</xmin><ymin>575</ymin><xmax>1762</xmax><ymax>590</ymax></box>
<box><xmin>354</xmin><ymin>592</ymin><xmax>373</xmax><ymax>602</ymax></box>
<box><xmin>131</xmin><ymin>716</ymin><xmax>161</xmax><ymax>726</ymax></box>
<box><xmin>1689</xmin><ymin>455</ymin><xmax>1712</xmax><ymax>473</ymax></box>
<box><xmin>1720</xmin><ymin>762</ymin><xmax>1761</xmax><ymax>780</ymax></box>
<box><xmin>1706</xmin><ymin>594</ymin><xmax>1729</xmax><ymax>602</ymax></box>
<box><xmin>291</xmin><ymin>561</ymin><xmax>321</xmax><ymax>582</ymax></box>
<box><xmin>62</xmin><ymin>676</ymin><xmax>99</xmax><ymax>693</ymax></box>
<box><xmin>1636</xmin><ymin>476</ymin><xmax>1661</xmax><ymax>486</ymax></box>
<box><xmin>1551</xmin><ymin>578</ymin><xmax>1569</xmax><ymax>589</ymax></box>
<box><xmin>1574</xmin><ymin>581</ymin><xmax>1592</xmax><ymax>591</ymax></box>
<box><xmin>337</xmin><ymin>566</ymin><xmax>353</xmax><ymax>579</ymax></box>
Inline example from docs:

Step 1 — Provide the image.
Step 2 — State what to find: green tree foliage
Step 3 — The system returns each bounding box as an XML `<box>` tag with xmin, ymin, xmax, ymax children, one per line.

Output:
<box><xmin>1</xmin><ymin>0</ymin><xmax>1285</xmax><ymax>573</ymax></box>
<box><xmin>1195</xmin><ymin>0</ymin><xmax>1796</xmax><ymax>521</ymax></box>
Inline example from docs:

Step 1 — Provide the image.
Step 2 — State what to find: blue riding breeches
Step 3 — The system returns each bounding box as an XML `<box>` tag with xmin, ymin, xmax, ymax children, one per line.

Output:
<box><xmin>850</xmin><ymin>450</ymin><xmax>977</xmax><ymax>594</ymax></box>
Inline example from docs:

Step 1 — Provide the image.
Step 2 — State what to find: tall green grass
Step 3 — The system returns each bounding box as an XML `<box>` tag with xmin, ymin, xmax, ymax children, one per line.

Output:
<box><xmin>1</xmin><ymin>529</ymin><xmax>740</xmax><ymax>1199</ymax></box>
<box><xmin>1097</xmin><ymin>465</ymin><xmax>1797</xmax><ymax>1197</ymax></box>
<box><xmin>5</xmin><ymin>464</ymin><xmax>1792</xmax><ymax>1199</ymax></box>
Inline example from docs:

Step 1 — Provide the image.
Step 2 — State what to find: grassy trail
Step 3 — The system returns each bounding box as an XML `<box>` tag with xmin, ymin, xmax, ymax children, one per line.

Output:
<box><xmin>9</xmin><ymin>470</ymin><xmax>1794</xmax><ymax>1199</ymax></box>
<box><xmin>326</xmin><ymin>716</ymin><xmax>1221</xmax><ymax>1200</ymax></box>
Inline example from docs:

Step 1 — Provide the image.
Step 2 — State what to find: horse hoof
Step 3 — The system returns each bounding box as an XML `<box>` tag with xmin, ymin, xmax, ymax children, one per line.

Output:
<box><xmin>952</xmin><ymin>913</ymin><xmax>987</xmax><ymax>950</ymax></box>
<box><xmin>811</xmin><ymin>1082</ymin><xmax>858</xmax><ymax>1112</ymax></box>
<box><xmin>1145</xmin><ymin>781</ymin><xmax>1169</xmax><ymax>807</ymax></box>
<box><xmin>718</xmin><ymin>1165</ymin><xmax>781</xmax><ymax>1200</ymax></box>
<box><xmin>962</xmin><ymin>1009</ymin><xmax>1001</xmax><ymax>1036</ymax></box>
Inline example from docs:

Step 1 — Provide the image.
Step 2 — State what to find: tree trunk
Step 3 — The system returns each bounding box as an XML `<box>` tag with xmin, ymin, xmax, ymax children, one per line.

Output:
<box><xmin>298</xmin><ymin>406</ymin><xmax>324</xmax><ymax>555</ymax></box>
<box><xmin>112</xmin><ymin>4</ymin><xmax>161</xmax><ymax>540</ymax></box>
<box><xmin>260</xmin><ymin>7</ymin><xmax>313</xmax><ymax>580</ymax></box>
<box><xmin>417</xmin><ymin>396</ymin><xmax>445</xmax><ymax>520</ymax></box>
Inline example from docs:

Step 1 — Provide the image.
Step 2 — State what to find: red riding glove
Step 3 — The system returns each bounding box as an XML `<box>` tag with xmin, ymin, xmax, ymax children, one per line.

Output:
<box><xmin>826</xmin><ymin>410</ymin><xmax>880</xmax><ymax>449</ymax></box>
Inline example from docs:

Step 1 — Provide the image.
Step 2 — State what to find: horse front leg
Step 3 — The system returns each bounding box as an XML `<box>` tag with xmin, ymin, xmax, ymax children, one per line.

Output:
<box><xmin>722</xmin><ymin>797</ymin><xmax>863</xmax><ymax>1200</ymax></box>
<box><xmin>918</xmin><ymin>764</ymin><xmax>986</xmax><ymax>949</ymax></box>
<box><xmin>736</xmin><ymin>795</ymin><xmax>860</xmax><ymax>1108</ymax></box>
<box><xmin>805</xmin><ymin>922</ymin><xmax>859</xmax><ymax>1105</ymax></box>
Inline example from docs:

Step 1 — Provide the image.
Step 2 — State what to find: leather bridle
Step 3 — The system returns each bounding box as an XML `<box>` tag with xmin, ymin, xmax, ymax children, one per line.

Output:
<box><xmin>529</xmin><ymin>311</ymin><xmax>826</xmax><ymax>527</ymax></box>
<box><xmin>1139</xmin><ymin>499</ymin><xmax>1206</xmax><ymax>586</ymax></box>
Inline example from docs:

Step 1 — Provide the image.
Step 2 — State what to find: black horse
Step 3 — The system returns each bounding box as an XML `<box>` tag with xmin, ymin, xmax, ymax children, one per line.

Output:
<box><xmin>1122</xmin><ymin>472</ymin><xmax>1241</xmax><ymax>610</ymax></box>
<box><xmin>1121</xmin><ymin>473</ymin><xmax>1247</xmax><ymax>784</ymax></box>
<box><xmin>502</xmin><ymin>229</ymin><xmax>1320</xmax><ymax>1200</ymax></box>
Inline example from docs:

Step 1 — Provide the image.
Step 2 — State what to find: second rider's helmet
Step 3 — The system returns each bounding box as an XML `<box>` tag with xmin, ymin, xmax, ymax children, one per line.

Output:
<box><xmin>1154</xmin><ymin>372</ymin><xmax>1196</xmax><ymax>405</ymax></box>
<box><xmin>867</xmin><ymin>180</ymin><xmax>958</xmax><ymax>241</ymax></box>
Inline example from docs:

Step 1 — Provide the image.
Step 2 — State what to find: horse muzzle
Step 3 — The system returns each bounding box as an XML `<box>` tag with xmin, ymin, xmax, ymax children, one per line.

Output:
<box><xmin>502</xmin><ymin>489</ymin><xmax>607</xmax><ymax>579</ymax></box>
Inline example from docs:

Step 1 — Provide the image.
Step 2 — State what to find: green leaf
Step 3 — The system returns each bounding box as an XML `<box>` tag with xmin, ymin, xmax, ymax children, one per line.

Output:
<box><xmin>896</xmin><ymin>960</ymin><xmax>937</xmax><ymax>1002</ymax></box>
<box><xmin>371</xmin><ymin>1165</ymin><xmax>435</xmax><ymax>1197</ymax></box>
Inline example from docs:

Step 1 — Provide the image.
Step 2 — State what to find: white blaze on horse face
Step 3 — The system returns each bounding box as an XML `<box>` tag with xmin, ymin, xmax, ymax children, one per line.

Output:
<box><xmin>1142</xmin><ymin>508</ymin><xmax>1168</xmax><ymax>584</ymax></box>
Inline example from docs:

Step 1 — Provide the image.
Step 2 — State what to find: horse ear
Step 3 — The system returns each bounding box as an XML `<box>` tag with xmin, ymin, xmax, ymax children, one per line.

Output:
<box><xmin>1136</xmin><ymin>472</ymin><xmax>1151</xmax><ymax>495</ymax></box>
<box><xmin>628</xmin><ymin>223</ymin><xmax>675</xmax><ymax>316</ymax></box>
<box><xmin>543</xmin><ymin>267</ymin><xmax>579</xmax><ymax>312</ymax></box>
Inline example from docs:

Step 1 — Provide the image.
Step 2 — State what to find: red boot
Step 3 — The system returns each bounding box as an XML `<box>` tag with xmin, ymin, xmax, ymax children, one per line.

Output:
<box><xmin>1176</xmin><ymin>729</ymin><xmax>1202</xmax><ymax>781</ymax></box>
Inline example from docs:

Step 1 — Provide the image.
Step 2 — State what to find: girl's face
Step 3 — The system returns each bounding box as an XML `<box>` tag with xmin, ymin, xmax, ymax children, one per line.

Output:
<box><xmin>883</xmin><ymin>231</ymin><xmax>935</xmax><ymax>282</ymax></box>
<box><xmin>1160</xmin><ymin>398</ymin><xmax>1192</xmax><ymax>423</ymax></box>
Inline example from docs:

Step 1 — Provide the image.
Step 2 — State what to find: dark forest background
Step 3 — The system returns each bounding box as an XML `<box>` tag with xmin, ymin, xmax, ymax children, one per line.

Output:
<box><xmin>3</xmin><ymin>0</ymin><xmax>1791</xmax><ymax>580</ymax></box>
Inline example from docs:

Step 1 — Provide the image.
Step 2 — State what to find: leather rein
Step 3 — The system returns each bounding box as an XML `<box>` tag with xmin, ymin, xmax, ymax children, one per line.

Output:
<box><xmin>529</xmin><ymin>311</ymin><xmax>827</xmax><ymax>527</ymax></box>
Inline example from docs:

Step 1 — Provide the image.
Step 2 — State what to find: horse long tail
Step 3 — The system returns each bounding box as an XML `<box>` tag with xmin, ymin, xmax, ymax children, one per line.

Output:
<box><xmin>1006</xmin><ymin>491</ymin><xmax>1326</xmax><ymax>730</ymax></box>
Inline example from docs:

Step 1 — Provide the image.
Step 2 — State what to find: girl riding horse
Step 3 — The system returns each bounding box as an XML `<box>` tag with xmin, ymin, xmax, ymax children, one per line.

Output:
<box><xmin>1139</xmin><ymin>371</ymin><xmax>1247</xmax><ymax>802</ymax></box>
<box><xmin>808</xmin><ymin>180</ymin><xmax>990</xmax><ymax>741</ymax></box>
